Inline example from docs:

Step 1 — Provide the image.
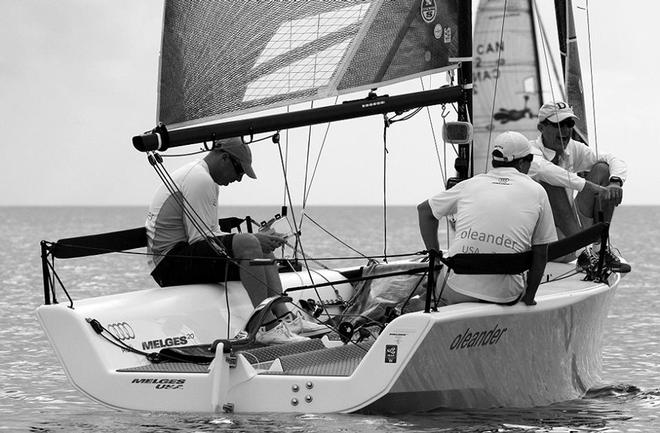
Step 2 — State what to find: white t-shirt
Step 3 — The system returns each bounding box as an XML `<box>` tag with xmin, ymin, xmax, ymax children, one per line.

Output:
<box><xmin>145</xmin><ymin>160</ymin><xmax>227</xmax><ymax>270</ymax></box>
<box><xmin>428</xmin><ymin>167</ymin><xmax>557</xmax><ymax>303</ymax></box>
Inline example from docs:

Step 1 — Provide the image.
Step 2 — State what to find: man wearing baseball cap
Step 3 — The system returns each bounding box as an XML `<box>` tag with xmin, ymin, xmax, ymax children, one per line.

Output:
<box><xmin>529</xmin><ymin>101</ymin><xmax>630</xmax><ymax>273</ymax></box>
<box><xmin>146</xmin><ymin>137</ymin><xmax>328</xmax><ymax>344</ymax></box>
<box><xmin>418</xmin><ymin>131</ymin><xmax>557</xmax><ymax>306</ymax></box>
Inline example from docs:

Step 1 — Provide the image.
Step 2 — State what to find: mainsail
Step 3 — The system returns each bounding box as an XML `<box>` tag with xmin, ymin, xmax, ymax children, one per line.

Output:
<box><xmin>471</xmin><ymin>0</ymin><xmax>542</xmax><ymax>175</ymax></box>
<box><xmin>159</xmin><ymin>0</ymin><xmax>461</xmax><ymax>129</ymax></box>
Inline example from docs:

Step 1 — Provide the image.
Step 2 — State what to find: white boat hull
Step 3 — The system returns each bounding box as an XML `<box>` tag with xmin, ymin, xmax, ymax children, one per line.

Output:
<box><xmin>36</xmin><ymin>263</ymin><xmax>619</xmax><ymax>413</ymax></box>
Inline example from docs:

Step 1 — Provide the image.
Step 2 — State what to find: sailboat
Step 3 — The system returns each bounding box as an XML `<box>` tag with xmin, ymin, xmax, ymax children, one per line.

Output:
<box><xmin>472</xmin><ymin>0</ymin><xmax>589</xmax><ymax>175</ymax></box>
<box><xmin>37</xmin><ymin>0</ymin><xmax>622</xmax><ymax>413</ymax></box>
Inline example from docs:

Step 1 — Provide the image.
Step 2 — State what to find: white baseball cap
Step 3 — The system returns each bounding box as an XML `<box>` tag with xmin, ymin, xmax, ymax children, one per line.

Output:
<box><xmin>492</xmin><ymin>131</ymin><xmax>532</xmax><ymax>162</ymax></box>
<box><xmin>538</xmin><ymin>101</ymin><xmax>578</xmax><ymax>123</ymax></box>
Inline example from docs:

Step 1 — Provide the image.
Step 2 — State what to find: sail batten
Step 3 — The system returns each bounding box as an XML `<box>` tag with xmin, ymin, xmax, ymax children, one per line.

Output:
<box><xmin>158</xmin><ymin>0</ymin><xmax>461</xmax><ymax>129</ymax></box>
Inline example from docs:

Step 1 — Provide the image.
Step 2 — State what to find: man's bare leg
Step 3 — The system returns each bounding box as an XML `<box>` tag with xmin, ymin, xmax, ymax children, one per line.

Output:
<box><xmin>575</xmin><ymin>162</ymin><xmax>614</xmax><ymax>225</ymax></box>
<box><xmin>539</xmin><ymin>182</ymin><xmax>581</xmax><ymax>262</ymax></box>
<box><xmin>232</xmin><ymin>234</ymin><xmax>289</xmax><ymax>318</ymax></box>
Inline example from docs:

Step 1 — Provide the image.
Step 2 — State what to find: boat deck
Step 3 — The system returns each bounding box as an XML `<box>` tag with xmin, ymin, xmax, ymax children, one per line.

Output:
<box><xmin>115</xmin><ymin>263</ymin><xmax>604</xmax><ymax>377</ymax></box>
<box><xmin>116</xmin><ymin>338</ymin><xmax>373</xmax><ymax>377</ymax></box>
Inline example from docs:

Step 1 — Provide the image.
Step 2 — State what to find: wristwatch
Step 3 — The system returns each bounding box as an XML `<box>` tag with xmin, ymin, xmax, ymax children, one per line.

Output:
<box><xmin>609</xmin><ymin>176</ymin><xmax>623</xmax><ymax>187</ymax></box>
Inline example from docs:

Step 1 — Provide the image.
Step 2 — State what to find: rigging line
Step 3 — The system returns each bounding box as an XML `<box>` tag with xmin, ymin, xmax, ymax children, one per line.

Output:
<box><xmin>275</xmin><ymin>143</ymin><xmax>329</xmax><ymax>317</ymax></box>
<box><xmin>532</xmin><ymin>1</ymin><xmax>575</xmax><ymax>198</ymax></box>
<box><xmin>160</xmin><ymin>148</ymin><xmax>207</xmax><ymax>158</ymax></box>
<box><xmin>426</xmin><ymin>108</ymin><xmax>450</xmax><ymax>186</ymax></box>
<box><xmin>382</xmin><ymin>118</ymin><xmax>388</xmax><ymax>263</ymax></box>
<box><xmin>584</xmin><ymin>0</ymin><xmax>599</xmax><ymax>154</ymax></box>
<box><xmin>303</xmin><ymin>213</ymin><xmax>371</xmax><ymax>260</ymax></box>
<box><xmin>44</xmin><ymin>258</ymin><xmax>73</xmax><ymax>308</ymax></box>
<box><xmin>281</xmin><ymin>235</ymin><xmax>332</xmax><ymax>272</ymax></box>
<box><xmin>302</xmin><ymin>96</ymin><xmax>337</xmax><ymax>209</ymax></box>
<box><xmin>301</xmin><ymin>11</ymin><xmax>321</xmax><ymax>209</ymax></box>
<box><xmin>420</xmin><ymin>78</ymin><xmax>447</xmax><ymax>186</ymax></box>
<box><xmin>302</xmin><ymin>102</ymin><xmax>314</xmax><ymax>209</ymax></box>
<box><xmin>282</xmin><ymin>120</ymin><xmax>290</xmax><ymax>206</ymax></box>
<box><xmin>290</xmin><ymin>251</ymin><xmax>422</xmax><ymax>261</ymax></box>
<box><xmin>484</xmin><ymin>0</ymin><xmax>509</xmax><ymax>174</ymax></box>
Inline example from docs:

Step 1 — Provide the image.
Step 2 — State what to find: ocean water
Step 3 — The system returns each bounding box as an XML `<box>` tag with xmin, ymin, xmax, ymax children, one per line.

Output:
<box><xmin>1</xmin><ymin>205</ymin><xmax>659</xmax><ymax>432</ymax></box>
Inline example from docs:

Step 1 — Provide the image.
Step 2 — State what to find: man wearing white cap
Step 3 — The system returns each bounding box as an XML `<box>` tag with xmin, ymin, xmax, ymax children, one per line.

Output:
<box><xmin>418</xmin><ymin>131</ymin><xmax>557</xmax><ymax>306</ymax></box>
<box><xmin>146</xmin><ymin>137</ymin><xmax>327</xmax><ymax>344</ymax></box>
<box><xmin>529</xmin><ymin>101</ymin><xmax>630</xmax><ymax>273</ymax></box>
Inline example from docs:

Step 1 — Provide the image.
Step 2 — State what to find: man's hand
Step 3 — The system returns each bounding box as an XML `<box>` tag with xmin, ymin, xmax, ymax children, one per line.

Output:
<box><xmin>521</xmin><ymin>293</ymin><xmax>537</xmax><ymax>306</ymax></box>
<box><xmin>604</xmin><ymin>183</ymin><xmax>623</xmax><ymax>206</ymax></box>
<box><xmin>254</xmin><ymin>233</ymin><xmax>286</xmax><ymax>254</ymax></box>
<box><xmin>585</xmin><ymin>181</ymin><xmax>623</xmax><ymax>206</ymax></box>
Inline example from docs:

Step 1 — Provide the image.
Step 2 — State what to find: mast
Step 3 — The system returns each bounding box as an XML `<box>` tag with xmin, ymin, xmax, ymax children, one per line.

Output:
<box><xmin>454</xmin><ymin>0</ymin><xmax>472</xmax><ymax>180</ymax></box>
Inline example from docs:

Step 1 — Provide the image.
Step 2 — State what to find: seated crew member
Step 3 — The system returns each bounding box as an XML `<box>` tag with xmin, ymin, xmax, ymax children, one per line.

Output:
<box><xmin>417</xmin><ymin>131</ymin><xmax>557</xmax><ymax>306</ymax></box>
<box><xmin>528</xmin><ymin>101</ymin><xmax>630</xmax><ymax>272</ymax></box>
<box><xmin>145</xmin><ymin>137</ymin><xmax>327</xmax><ymax>344</ymax></box>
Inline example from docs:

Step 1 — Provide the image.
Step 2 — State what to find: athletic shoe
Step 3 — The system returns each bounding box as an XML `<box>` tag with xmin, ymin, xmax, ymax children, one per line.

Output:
<box><xmin>576</xmin><ymin>246</ymin><xmax>598</xmax><ymax>273</ymax></box>
<box><xmin>283</xmin><ymin>311</ymin><xmax>331</xmax><ymax>337</ymax></box>
<box><xmin>255</xmin><ymin>321</ymin><xmax>309</xmax><ymax>345</ymax></box>
<box><xmin>232</xmin><ymin>330</ymin><xmax>248</xmax><ymax>340</ymax></box>
<box><xmin>601</xmin><ymin>248</ymin><xmax>631</xmax><ymax>273</ymax></box>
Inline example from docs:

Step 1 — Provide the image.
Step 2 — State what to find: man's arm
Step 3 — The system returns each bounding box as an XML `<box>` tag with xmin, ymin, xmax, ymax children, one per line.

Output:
<box><xmin>417</xmin><ymin>200</ymin><xmax>440</xmax><ymax>252</ymax></box>
<box><xmin>528</xmin><ymin>155</ymin><xmax>587</xmax><ymax>191</ymax></box>
<box><xmin>521</xmin><ymin>243</ymin><xmax>549</xmax><ymax>306</ymax></box>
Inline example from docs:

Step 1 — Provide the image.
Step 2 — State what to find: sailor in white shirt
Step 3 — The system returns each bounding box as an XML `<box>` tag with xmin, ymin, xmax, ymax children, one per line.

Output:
<box><xmin>146</xmin><ymin>138</ymin><xmax>327</xmax><ymax>344</ymax></box>
<box><xmin>528</xmin><ymin>101</ymin><xmax>630</xmax><ymax>272</ymax></box>
<box><xmin>418</xmin><ymin>131</ymin><xmax>557</xmax><ymax>306</ymax></box>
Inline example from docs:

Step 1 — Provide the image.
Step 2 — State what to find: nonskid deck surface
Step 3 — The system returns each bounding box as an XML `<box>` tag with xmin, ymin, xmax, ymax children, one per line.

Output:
<box><xmin>116</xmin><ymin>338</ymin><xmax>373</xmax><ymax>377</ymax></box>
<box><xmin>261</xmin><ymin>340</ymin><xmax>374</xmax><ymax>376</ymax></box>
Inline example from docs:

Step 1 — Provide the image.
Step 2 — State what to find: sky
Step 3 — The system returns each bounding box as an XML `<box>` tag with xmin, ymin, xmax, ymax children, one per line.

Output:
<box><xmin>1</xmin><ymin>0</ymin><xmax>659</xmax><ymax>207</ymax></box>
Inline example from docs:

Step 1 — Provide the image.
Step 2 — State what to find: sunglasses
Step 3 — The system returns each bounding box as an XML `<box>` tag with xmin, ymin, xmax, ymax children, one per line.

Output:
<box><xmin>225</xmin><ymin>153</ymin><xmax>244</xmax><ymax>176</ymax></box>
<box><xmin>545</xmin><ymin>118</ymin><xmax>575</xmax><ymax>129</ymax></box>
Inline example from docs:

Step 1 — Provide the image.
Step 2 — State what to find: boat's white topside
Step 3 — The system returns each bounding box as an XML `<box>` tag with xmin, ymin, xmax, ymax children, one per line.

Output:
<box><xmin>36</xmin><ymin>261</ymin><xmax>620</xmax><ymax>413</ymax></box>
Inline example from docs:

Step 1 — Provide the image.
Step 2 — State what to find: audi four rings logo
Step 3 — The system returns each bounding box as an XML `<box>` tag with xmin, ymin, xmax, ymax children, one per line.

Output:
<box><xmin>107</xmin><ymin>322</ymin><xmax>136</xmax><ymax>340</ymax></box>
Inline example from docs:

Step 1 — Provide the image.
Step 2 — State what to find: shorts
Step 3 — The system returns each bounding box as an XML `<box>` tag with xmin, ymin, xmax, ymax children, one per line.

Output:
<box><xmin>151</xmin><ymin>234</ymin><xmax>242</xmax><ymax>287</ymax></box>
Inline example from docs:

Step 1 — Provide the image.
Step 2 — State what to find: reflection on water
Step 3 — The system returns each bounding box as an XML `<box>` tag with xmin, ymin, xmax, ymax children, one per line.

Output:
<box><xmin>1</xmin><ymin>206</ymin><xmax>659</xmax><ymax>432</ymax></box>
